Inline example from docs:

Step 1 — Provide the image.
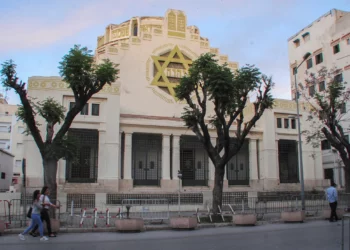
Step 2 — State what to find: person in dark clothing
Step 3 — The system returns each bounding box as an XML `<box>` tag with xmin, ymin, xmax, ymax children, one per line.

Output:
<box><xmin>326</xmin><ymin>182</ymin><xmax>339</xmax><ymax>222</ymax></box>
<box><xmin>30</xmin><ymin>186</ymin><xmax>60</xmax><ymax>237</ymax></box>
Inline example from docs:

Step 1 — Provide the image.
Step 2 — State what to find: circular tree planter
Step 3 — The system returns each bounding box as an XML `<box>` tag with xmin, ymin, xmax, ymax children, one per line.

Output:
<box><xmin>170</xmin><ymin>217</ymin><xmax>197</xmax><ymax>229</ymax></box>
<box><xmin>281</xmin><ymin>210</ymin><xmax>305</xmax><ymax>222</ymax></box>
<box><xmin>233</xmin><ymin>214</ymin><xmax>257</xmax><ymax>226</ymax></box>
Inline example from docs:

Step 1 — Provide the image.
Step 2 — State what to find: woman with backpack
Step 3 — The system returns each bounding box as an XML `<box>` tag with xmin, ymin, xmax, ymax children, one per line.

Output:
<box><xmin>18</xmin><ymin>190</ymin><xmax>49</xmax><ymax>241</ymax></box>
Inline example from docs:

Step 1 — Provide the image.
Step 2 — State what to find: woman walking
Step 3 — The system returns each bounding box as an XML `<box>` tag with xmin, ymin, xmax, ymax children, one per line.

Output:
<box><xmin>18</xmin><ymin>190</ymin><xmax>49</xmax><ymax>241</ymax></box>
<box><xmin>30</xmin><ymin>186</ymin><xmax>59</xmax><ymax>237</ymax></box>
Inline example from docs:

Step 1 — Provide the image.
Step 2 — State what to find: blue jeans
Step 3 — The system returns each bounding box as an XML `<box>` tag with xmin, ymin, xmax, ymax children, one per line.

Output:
<box><xmin>22</xmin><ymin>213</ymin><xmax>43</xmax><ymax>237</ymax></box>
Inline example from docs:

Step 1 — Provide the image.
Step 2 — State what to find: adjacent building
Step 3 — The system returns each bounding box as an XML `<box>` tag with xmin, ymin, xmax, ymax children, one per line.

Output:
<box><xmin>0</xmin><ymin>95</ymin><xmax>25</xmax><ymax>189</ymax></box>
<box><xmin>0</xmin><ymin>148</ymin><xmax>14</xmax><ymax>191</ymax></box>
<box><xmin>288</xmin><ymin>9</ymin><xmax>350</xmax><ymax>187</ymax></box>
<box><xmin>20</xmin><ymin>9</ymin><xmax>328</xmax><ymax>209</ymax></box>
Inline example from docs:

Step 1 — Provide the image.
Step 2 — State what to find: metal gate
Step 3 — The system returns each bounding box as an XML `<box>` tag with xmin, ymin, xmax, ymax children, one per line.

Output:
<box><xmin>227</xmin><ymin>139</ymin><xmax>249</xmax><ymax>185</ymax></box>
<box><xmin>278</xmin><ymin>139</ymin><xmax>299</xmax><ymax>183</ymax></box>
<box><xmin>66</xmin><ymin>129</ymin><xmax>99</xmax><ymax>183</ymax></box>
<box><xmin>180</xmin><ymin>136</ymin><xmax>208</xmax><ymax>186</ymax></box>
<box><xmin>132</xmin><ymin>133</ymin><xmax>162</xmax><ymax>186</ymax></box>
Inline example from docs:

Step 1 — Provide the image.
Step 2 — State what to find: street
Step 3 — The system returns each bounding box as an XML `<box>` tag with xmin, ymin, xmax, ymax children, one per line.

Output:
<box><xmin>0</xmin><ymin>220</ymin><xmax>348</xmax><ymax>250</ymax></box>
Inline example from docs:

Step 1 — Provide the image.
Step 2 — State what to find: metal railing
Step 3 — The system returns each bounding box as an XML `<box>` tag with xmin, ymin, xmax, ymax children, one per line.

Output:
<box><xmin>121</xmin><ymin>199</ymin><xmax>170</xmax><ymax>222</ymax></box>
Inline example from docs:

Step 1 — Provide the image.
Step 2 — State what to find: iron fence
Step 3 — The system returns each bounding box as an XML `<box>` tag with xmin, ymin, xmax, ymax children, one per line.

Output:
<box><xmin>67</xmin><ymin>194</ymin><xmax>95</xmax><ymax>211</ymax></box>
<box><xmin>121</xmin><ymin>199</ymin><xmax>170</xmax><ymax>221</ymax></box>
<box><xmin>107</xmin><ymin>193</ymin><xmax>203</xmax><ymax>205</ymax></box>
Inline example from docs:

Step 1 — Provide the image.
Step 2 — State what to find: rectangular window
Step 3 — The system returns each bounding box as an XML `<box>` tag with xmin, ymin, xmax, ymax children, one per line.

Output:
<box><xmin>302</xmin><ymin>33</ymin><xmax>310</xmax><ymax>42</ymax></box>
<box><xmin>335</xmin><ymin>73</ymin><xmax>343</xmax><ymax>83</ymax></box>
<box><xmin>284</xmin><ymin>119</ymin><xmax>289</xmax><ymax>129</ymax></box>
<box><xmin>1</xmin><ymin>172</ymin><xmax>5</xmax><ymax>179</ymax></box>
<box><xmin>69</xmin><ymin>102</ymin><xmax>75</xmax><ymax>110</ymax></box>
<box><xmin>80</xmin><ymin>103</ymin><xmax>89</xmax><ymax>115</ymax></box>
<box><xmin>18</xmin><ymin>126</ymin><xmax>24</xmax><ymax>134</ymax></box>
<box><xmin>91</xmin><ymin>104</ymin><xmax>100</xmax><ymax>116</ymax></box>
<box><xmin>278</xmin><ymin>140</ymin><xmax>299</xmax><ymax>183</ymax></box>
<box><xmin>321</xmin><ymin>140</ymin><xmax>331</xmax><ymax>150</ymax></box>
<box><xmin>293</xmin><ymin>39</ymin><xmax>300</xmax><ymax>48</ymax></box>
<box><xmin>15</xmin><ymin>160</ymin><xmax>21</xmax><ymax>168</ymax></box>
<box><xmin>0</xmin><ymin>126</ymin><xmax>7</xmax><ymax>132</ymax></box>
<box><xmin>306</xmin><ymin>58</ymin><xmax>313</xmax><ymax>69</ymax></box>
<box><xmin>333</xmin><ymin>44</ymin><xmax>340</xmax><ymax>54</ymax></box>
<box><xmin>291</xmin><ymin>119</ymin><xmax>296</xmax><ymax>129</ymax></box>
<box><xmin>277</xmin><ymin>118</ymin><xmax>282</xmax><ymax>128</ymax></box>
<box><xmin>292</xmin><ymin>67</ymin><xmax>297</xmax><ymax>75</ymax></box>
<box><xmin>309</xmin><ymin>85</ymin><xmax>315</xmax><ymax>97</ymax></box>
<box><xmin>347</xmin><ymin>38</ymin><xmax>350</xmax><ymax>45</ymax></box>
<box><xmin>318</xmin><ymin>81</ymin><xmax>325</xmax><ymax>91</ymax></box>
<box><xmin>315</xmin><ymin>53</ymin><xmax>323</xmax><ymax>64</ymax></box>
<box><xmin>340</xmin><ymin>103</ymin><xmax>346</xmax><ymax>114</ymax></box>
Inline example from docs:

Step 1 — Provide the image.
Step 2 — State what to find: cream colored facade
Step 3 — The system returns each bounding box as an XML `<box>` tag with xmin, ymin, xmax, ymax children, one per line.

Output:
<box><xmin>19</xmin><ymin>9</ymin><xmax>329</xmax><ymax>209</ymax></box>
<box><xmin>0</xmin><ymin>96</ymin><xmax>25</xmax><ymax>188</ymax></box>
<box><xmin>288</xmin><ymin>9</ymin><xmax>350</xmax><ymax>187</ymax></box>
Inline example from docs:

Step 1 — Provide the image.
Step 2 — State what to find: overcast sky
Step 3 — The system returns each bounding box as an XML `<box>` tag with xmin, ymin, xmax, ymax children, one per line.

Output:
<box><xmin>0</xmin><ymin>0</ymin><xmax>349</xmax><ymax>104</ymax></box>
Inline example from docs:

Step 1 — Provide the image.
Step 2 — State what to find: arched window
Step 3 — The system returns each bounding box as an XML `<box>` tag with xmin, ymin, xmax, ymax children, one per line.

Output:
<box><xmin>133</xmin><ymin>23</ymin><xmax>138</xmax><ymax>36</ymax></box>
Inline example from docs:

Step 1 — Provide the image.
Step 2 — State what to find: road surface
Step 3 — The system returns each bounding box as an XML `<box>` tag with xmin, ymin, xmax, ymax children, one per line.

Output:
<box><xmin>0</xmin><ymin>220</ymin><xmax>348</xmax><ymax>250</ymax></box>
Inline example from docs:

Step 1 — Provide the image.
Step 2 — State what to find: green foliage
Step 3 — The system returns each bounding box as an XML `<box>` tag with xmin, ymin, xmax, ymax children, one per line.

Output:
<box><xmin>0</xmin><ymin>44</ymin><xmax>119</xmax><ymax>163</ymax></box>
<box><xmin>59</xmin><ymin>45</ymin><xmax>119</xmax><ymax>98</ymax></box>
<box><xmin>175</xmin><ymin>53</ymin><xmax>274</xmax><ymax>166</ymax></box>
<box><xmin>0</xmin><ymin>60</ymin><xmax>16</xmax><ymax>91</ymax></box>
<box><xmin>36</xmin><ymin>98</ymin><xmax>66</xmax><ymax>124</ymax></box>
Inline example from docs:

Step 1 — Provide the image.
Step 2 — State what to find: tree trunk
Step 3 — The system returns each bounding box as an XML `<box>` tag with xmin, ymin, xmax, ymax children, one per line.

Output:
<box><xmin>43</xmin><ymin>158</ymin><xmax>58</xmax><ymax>206</ymax></box>
<box><xmin>212</xmin><ymin>166</ymin><xmax>225</xmax><ymax>214</ymax></box>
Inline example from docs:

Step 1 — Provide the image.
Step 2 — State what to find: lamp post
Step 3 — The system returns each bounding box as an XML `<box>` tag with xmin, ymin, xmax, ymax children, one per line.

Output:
<box><xmin>177</xmin><ymin>170</ymin><xmax>182</xmax><ymax>216</ymax></box>
<box><xmin>293</xmin><ymin>52</ymin><xmax>311</xmax><ymax>211</ymax></box>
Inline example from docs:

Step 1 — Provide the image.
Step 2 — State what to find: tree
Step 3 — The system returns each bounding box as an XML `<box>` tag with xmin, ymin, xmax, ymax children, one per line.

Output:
<box><xmin>302</xmin><ymin>67</ymin><xmax>350</xmax><ymax>191</ymax></box>
<box><xmin>175</xmin><ymin>53</ymin><xmax>274</xmax><ymax>212</ymax></box>
<box><xmin>1</xmin><ymin>45</ymin><xmax>119</xmax><ymax>202</ymax></box>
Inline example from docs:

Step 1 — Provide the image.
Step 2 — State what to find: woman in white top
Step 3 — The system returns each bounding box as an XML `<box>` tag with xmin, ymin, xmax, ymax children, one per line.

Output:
<box><xmin>30</xmin><ymin>186</ymin><xmax>59</xmax><ymax>237</ymax></box>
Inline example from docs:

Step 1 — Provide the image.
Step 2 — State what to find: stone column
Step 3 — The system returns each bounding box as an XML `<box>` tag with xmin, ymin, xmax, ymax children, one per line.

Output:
<box><xmin>172</xmin><ymin>135</ymin><xmax>180</xmax><ymax>180</ymax></box>
<box><xmin>162</xmin><ymin>134</ymin><xmax>171</xmax><ymax>180</ymax></box>
<box><xmin>124</xmin><ymin>132</ymin><xmax>133</xmax><ymax>180</ymax></box>
<box><xmin>249</xmin><ymin>139</ymin><xmax>258</xmax><ymax>181</ymax></box>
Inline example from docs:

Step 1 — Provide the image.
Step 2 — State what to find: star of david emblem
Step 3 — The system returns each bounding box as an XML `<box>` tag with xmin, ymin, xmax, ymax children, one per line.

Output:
<box><xmin>151</xmin><ymin>45</ymin><xmax>192</xmax><ymax>98</ymax></box>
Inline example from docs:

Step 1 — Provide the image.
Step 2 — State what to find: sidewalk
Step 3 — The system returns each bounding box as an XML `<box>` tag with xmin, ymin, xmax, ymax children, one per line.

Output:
<box><xmin>2</xmin><ymin>215</ymin><xmax>326</xmax><ymax>235</ymax></box>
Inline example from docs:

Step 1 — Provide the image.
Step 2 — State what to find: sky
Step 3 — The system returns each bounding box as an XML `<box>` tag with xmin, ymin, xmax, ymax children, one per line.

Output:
<box><xmin>0</xmin><ymin>0</ymin><xmax>349</xmax><ymax>104</ymax></box>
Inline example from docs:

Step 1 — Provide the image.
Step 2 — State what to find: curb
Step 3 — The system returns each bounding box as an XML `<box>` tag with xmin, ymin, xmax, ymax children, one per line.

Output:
<box><xmin>2</xmin><ymin>217</ymin><xmax>327</xmax><ymax>235</ymax></box>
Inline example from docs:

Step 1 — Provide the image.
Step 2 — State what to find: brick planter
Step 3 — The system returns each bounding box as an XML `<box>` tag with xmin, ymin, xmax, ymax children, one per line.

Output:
<box><xmin>115</xmin><ymin>218</ymin><xmax>144</xmax><ymax>232</ymax></box>
<box><xmin>281</xmin><ymin>211</ymin><xmax>305</xmax><ymax>222</ymax></box>
<box><xmin>233</xmin><ymin>214</ymin><xmax>257</xmax><ymax>226</ymax></box>
<box><xmin>170</xmin><ymin>217</ymin><xmax>197</xmax><ymax>229</ymax></box>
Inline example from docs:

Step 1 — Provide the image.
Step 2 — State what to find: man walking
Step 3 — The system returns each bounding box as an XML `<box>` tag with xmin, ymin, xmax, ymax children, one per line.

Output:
<box><xmin>326</xmin><ymin>182</ymin><xmax>339</xmax><ymax>222</ymax></box>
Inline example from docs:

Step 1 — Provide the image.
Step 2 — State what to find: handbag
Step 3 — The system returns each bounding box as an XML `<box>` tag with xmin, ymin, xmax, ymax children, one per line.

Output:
<box><xmin>27</xmin><ymin>207</ymin><xmax>32</xmax><ymax>218</ymax></box>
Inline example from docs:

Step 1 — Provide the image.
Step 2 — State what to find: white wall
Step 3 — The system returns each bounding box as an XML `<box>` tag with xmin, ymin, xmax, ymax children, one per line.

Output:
<box><xmin>0</xmin><ymin>150</ymin><xmax>14</xmax><ymax>191</ymax></box>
